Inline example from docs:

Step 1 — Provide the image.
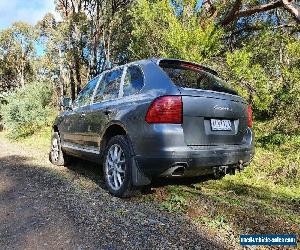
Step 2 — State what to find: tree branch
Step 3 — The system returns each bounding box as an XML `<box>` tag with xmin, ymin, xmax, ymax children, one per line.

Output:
<box><xmin>234</xmin><ymin>0</ymin><xmax>300</xmax><ymax>24</ymax></box>
<box><xmin>236</xmin><ymin>0</ymin><xmax>283</xmax><ymax>18</ymax></box>
<box><xmin>221</xmin><ymin>0</ymin><xmax>284</xmax><ymax>26</ymax></box>
<box><xmin>221</xmin><ymin>0</ymin><xmax>242</xmax><ymax>26</ymax></box>
<box><xmin>228</xmin><ymin>23</ymin><xmax>299</xmax><ymax>36</ymax></box>
<box><xmin>282</xmin><ymin>0</ymin><xmax>300</xmax><ymax>23</ymax></box>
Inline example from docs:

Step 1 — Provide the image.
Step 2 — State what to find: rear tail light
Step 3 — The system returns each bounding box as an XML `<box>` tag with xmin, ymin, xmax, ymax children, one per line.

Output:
<box><xmin>247</xmin><ymin>105</ymin><xmax>253</xmax><ymax>128</ymax></box>
<box><xmin>145</xmin><ymin>96</ymin><xmax>182</xmax><ymax>124</ymax></box>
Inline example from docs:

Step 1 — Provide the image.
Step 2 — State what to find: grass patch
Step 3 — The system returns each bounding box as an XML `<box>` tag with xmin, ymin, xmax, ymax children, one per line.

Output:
<box><xmin>195</xmin><ymin>215</ymin><xmax>232</xmax><ymax>232</ymax></box>
<box><xmin>159</xmin><ymin>186</ymin><xmax>189</xmax><ymax>213</ymax></box>
<box><xmin>152</xmin><ymin>121</ymin><xmax>300</xmax><ymax>246</ymax></box>
<box><xmin>0</xmin><ymin>126</ymin><xmax>52</xmax><ymax>151</ymax></box>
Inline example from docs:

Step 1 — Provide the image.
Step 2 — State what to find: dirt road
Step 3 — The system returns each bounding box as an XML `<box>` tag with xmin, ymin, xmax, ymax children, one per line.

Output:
<box><xmin>0</xmin><ymin>140</ymin><xmax>226</xmax><ymax>250</ymax></box>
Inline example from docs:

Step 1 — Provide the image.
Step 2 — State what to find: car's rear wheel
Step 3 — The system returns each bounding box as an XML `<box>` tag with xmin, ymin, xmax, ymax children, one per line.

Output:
<box><xmin>103</xmin><ymin>135</ymin><xmax>136</xmax><ymax>198</ymax></box>
<box><xmin>49</xmin><ymin>132</ymin><xmax>69</xmax><ymax>166</ymax></box>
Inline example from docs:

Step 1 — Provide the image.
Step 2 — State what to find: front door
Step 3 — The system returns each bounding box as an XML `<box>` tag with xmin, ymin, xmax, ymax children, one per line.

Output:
<box><xmin>81</xmin><ymin>67</ymin><xmax>125</xmax><ymax>152</ymax></box>
<box><xmin>60</xmin><ymin>76</ymin><xmax>99</xmax><ymax>148</ymax></box>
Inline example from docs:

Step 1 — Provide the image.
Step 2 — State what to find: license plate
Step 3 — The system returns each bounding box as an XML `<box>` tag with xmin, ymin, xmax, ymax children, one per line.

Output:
<box><xmin>211</xmin><ymin>119</ymin><xmax>232</xmax><ymax>131</ymax></box>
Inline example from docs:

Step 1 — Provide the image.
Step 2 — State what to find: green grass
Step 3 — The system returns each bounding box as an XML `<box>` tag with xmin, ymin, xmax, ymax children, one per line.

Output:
<box><xmin>195</xmin><ymin>215</ymin><xmax>232</xmax><ymax>232</ymax></box>
<box><xmin>159</xmin><ymin>186</ymin><xmax>189</xmax><ymax>213</ymax></box>
<box><xmin>154</xmin><ymin>121</ymin><xmax>300</xmax><ymax>246</ymax></box>
<box><xmin>0</xmin><ymin>126</ymin><xmax>52</xmax><ymax>151</ymax></box>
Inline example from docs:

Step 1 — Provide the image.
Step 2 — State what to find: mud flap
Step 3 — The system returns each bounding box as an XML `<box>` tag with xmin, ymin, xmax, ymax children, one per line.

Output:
<box><xmin>131</xmin><ymin>157</ymin><xmax>151</xmax><ymax>186</ymax></box>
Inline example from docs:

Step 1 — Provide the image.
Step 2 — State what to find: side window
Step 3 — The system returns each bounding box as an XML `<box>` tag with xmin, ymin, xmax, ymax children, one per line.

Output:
<box><xmin>73</xmin><ymin>77</ymin><xmax>99</xmax><ymax>108</ymax></box>
<box><xmin>123</xmin><ymin>65</ymin><xmax>144</xmax><ymax>97</ymax></box>
<box><xmin>94</xmin><ymin>68</ymin><xmax>123</xmax><ymax>103</ymax></box>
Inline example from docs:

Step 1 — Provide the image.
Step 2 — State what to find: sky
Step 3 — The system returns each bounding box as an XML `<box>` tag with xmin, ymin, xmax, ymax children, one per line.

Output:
<box><xmin>0</xmin><ymin>0</ymin><xmax>58</xmax><ymax>30</ymax></box>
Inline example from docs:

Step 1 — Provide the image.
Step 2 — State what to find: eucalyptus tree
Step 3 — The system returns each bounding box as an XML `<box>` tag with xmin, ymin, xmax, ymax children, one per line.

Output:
<box><xmin>0</xmin><ymin>22</ymin><xmax>36</xmax><ymax>90</ymax></box>
<box><xmin>128</xmin><ymin>0</ymin><xmax>300</xmax><ymax>133</ymax></box>
<box><xmin>36</xmin><ymin>13</ymin><xmax>70</xmax><ymax>103</ymax></box>
<box><xmin>51</xmin><ymin>0</ymin><xmax>132</xmax><ymax>101</ymax></box>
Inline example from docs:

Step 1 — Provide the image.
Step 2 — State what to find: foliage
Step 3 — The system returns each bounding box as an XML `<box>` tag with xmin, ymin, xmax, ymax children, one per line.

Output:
<box><xmin>226</xmin><ymin>49</ymin><xmax>272</xmax><ymax>110</ymax></box>
<box><xmin>275</xmin><ymin>40</ymin><xmax>300</xmax><ymax>134</ymax></box>
<box><xmin>1</xmin><ymin>81</ymin><xmax>55</xmax><ymax>139</ymax></box>
<box><xmin>129</xmin><ymin>0</ymin><xmax>224</xmax><ymax>63</ymax></box>
<box><xmin>223</xmin><ymin>29</ymin><xmax>300</xmax><ymax>133</ymax></box>
<box><xmin>0</xmin><ymin>0</ymin><xmax>299</xmax><ymax>137</ymax></box>
<box><xmin>160</xmin><ymin>186</ymin><xmax>189</xmax><ymax>213</ymax></box>
<box><xmin>0</xmin><ymin>22</ymin><xmax>36</xmax><ymax>90</ymax></box>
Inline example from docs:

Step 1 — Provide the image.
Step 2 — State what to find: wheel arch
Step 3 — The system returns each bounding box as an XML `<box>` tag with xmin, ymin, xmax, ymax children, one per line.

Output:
<box><xmin>101</xmin><ymin>121</ymin><xmax>151</xmax><ymax>188</ymax></box>
<box><xmin>100</xmin><ymin>122</ymin><xmax>131</xmax><ymax>154</ymax></box>
<box><xmin>53</xmin><ymin>124</ymin><xmax>59</xmax><ymax>133</ymax></box>
<box><xmin>51</xmin><ymin>114</ymin><xmax>150</xmax><ymax>187</ymax></box>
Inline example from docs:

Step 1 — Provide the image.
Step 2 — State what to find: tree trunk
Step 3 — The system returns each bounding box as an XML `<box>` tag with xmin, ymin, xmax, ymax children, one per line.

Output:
<box><xmin>69</xmin><ymin>66</ymin><xmax>76</xmax><ymax>101</ymax></box>
<box><xmin>74</xmin><ymin>52</ymin><xmax>82</xmax><ymax>94</ymax></box>
<box><xmin>19</xmin><ymin>63</ymin><xmax>25</xmax><ymax>88</ymax></box>
<box><xmin>58</xmin><ymin>48</ymin><xmax>65</xmax><ymax>100</ymax></box>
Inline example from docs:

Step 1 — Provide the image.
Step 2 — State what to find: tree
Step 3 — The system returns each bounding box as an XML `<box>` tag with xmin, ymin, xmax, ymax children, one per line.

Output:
<box><xmin>128</xmin><ymin>0</ymin><xmax>300</xmax><ymax>133</ymax></box>
<box><xmin>196</xmin><ymin>0</ymin><xmax>300</xmax><ymax>27</ymax></box>
<box><xmin>0</xmin><ymin>22</ymin><xmax>36</xmax><ymax>90</ymax></box>
<box><xmin>129</xmin><ymin>0</ymin><xmax>224</xmax><ymax>63</ymax></box>
<box><xmin>0</xmin><ymin>0</ymin><xmax>299</xmax><ymax>134</ymax></box>
<box><xmin>38</xmin><ymin>0</ymin><xmax>133</xmax><ymax>101</ymax></box>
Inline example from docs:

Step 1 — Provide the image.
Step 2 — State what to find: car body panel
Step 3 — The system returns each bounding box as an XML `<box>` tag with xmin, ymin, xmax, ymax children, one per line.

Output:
<box><xmin>180</xmin><ymin>91</ymin><xmax>248</xmax><ymax>146</ymax></box>
<box><xmin>53</xmin><ymin>58</ymin><xmax>254</xmax><ymax>182</ymax></box>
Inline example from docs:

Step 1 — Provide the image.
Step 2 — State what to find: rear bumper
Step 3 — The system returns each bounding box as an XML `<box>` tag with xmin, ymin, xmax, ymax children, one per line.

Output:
<box><xmin>129</xmin><ymin>124</ymin><xmax>254</xmax><ymax>178</ymax></box>
<box><xmin>135</xmin><ymin>144</ymin><xmax>254</xmax><ymax>178</ymax></box>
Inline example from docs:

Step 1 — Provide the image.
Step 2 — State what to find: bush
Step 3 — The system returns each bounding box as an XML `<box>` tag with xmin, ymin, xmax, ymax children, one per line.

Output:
<box><xmin>0</xmin><ymin>92</ymin><xmax>9</xmax><ymax>131</ymax></box>
<box><xmin>1</xmin><ymin>81</ymin><xmax>55</xmax><ymax>139</ymax></box>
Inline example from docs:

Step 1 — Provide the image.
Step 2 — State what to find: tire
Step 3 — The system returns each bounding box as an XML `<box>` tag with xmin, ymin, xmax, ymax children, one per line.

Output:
<box><xmin>49</xmin><ymin>131</ymin><xmax>69</xmax><ymax>166</ymax></box>
<box><xmin>103</xmin><ymin>135</ymin><xmax>137</xmax><ymax>198</ymax></box>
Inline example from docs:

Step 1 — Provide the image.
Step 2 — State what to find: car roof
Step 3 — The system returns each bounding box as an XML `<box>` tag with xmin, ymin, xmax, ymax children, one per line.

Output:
<box><xmin>94</xmin><ymin>57</ymin><xmax>218</xmax><ymax>80</ymax></box>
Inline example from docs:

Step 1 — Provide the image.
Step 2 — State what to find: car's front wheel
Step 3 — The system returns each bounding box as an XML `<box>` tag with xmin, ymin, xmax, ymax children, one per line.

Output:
<box><xmin>49</xmin><ymin>132</ymin><xmax>69</xmax><ymax>166</ymax></box>
<box><xmin>103</xmin><ymin>135</ymin><xmax>136</xmax><ymax>198</ymax></box>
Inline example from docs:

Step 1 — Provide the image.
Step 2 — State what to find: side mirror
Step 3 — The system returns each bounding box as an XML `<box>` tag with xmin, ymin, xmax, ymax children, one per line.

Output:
<box><xmin>60</xmin><ymin>97</ymin><xmax>72</xmax><ymax>110</ymax></box>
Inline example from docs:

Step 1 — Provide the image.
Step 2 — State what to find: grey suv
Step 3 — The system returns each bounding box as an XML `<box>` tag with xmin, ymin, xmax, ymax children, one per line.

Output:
<box><xmin>50</xmin><ymin>58</ymin><xmax>254</xmax><ymax>197</ymax></box>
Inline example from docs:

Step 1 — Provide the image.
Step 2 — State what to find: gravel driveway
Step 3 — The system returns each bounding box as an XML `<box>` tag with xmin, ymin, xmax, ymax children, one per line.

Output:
<box><xmin>0</xmin><ymin>139</ymin><xmax>226</xmax><ymax>250</ymax></box>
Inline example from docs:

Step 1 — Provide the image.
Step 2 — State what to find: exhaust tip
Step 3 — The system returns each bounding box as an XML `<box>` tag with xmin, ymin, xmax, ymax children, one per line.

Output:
<box><xmin>172</xmin><ymin>166</ymin><xmax>185</xmax><ymax>176</ymax></box>
<box><xmin>160</xmin><ymin>162</ymin><xmax>188</xmax><ymax>177</ymax></box>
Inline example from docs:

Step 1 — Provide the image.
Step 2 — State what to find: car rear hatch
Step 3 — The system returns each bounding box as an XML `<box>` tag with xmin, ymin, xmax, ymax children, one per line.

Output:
<box><xmin>159</xmin><ymin>59</ymin><xmax>249</xmax><ymax>146</ymax></box>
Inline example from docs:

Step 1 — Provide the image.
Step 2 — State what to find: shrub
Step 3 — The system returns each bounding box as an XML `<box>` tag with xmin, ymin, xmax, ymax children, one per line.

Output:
<box><xmin>129</xmin><ymin>0</ymin><xmax>224</xmax><ymax>63</ymax></box>
<box><xmin>0</xmin><ymin>92</ymin><xmax>9</xmax><ymax>131</ymax></box>
<box><xmin>1</xmin><ymin>81</ymin><xmax>55</xmax><ymax>139</ymax></box>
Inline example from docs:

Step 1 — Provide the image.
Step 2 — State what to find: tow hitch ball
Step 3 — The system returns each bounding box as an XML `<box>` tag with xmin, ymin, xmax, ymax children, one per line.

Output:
<box><xmin>213</xmin><ymin>161</ymin><xmax>245</xmax><ymax>178</ymax></box>
<box><xmin>237</xmin><ymin>160</ymin><xmax>244</xmax><ymax>172</ymax></box>
<box><xmin>213</xmin><ymin>166</ymin><xmax>229</xmax><ymax>178</ymax></box>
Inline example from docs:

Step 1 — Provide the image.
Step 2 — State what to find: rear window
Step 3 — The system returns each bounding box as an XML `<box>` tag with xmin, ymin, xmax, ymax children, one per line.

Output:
<box><xmin>160</xmin><ymin>62</ymin><xmax>237</xmax><ymax>95</ymax></box>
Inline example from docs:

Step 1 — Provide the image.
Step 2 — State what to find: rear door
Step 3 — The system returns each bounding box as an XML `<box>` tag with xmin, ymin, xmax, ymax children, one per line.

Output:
<box><xmin>159</xmin><ymin>60</ymin><xmax>248</xmax><ymax>146</ymax></box>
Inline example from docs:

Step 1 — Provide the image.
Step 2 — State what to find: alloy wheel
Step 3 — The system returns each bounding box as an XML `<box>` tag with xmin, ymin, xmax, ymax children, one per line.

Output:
<box><xmin>51</xmin><ymin>138</ymin><xmax>59</xmax><ymax>162</ymax></box>
<box><xmin>105</xmin><ymin>144</ymin><xmax>126</xmax><ymax>190</ymax></box>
